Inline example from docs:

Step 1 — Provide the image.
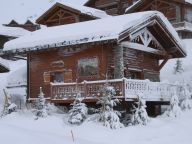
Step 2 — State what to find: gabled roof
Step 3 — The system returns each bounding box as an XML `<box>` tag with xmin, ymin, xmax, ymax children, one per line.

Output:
<box><xmin>126</xmin><ymin>0</ymin><xmax>192</xmax><ymax>13</ymax></box>
<box><xmin>36</xmin><ymin>2</ymin><xmax>110</xmax><ymax>24</ymax></box>
<box><xmin>0</xmin><ymin>25</ymin><xmax>30</xmax><ymax>38</ymax></box>
<box><xmin>3</xmin><ymin>11</ymin><xmax>186</xmax><ymax>58</ymax></box>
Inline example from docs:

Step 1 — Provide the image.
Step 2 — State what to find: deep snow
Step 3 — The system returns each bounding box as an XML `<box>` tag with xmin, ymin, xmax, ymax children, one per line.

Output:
<box><xmin>0</xmin><ymin>110</ymin><xmax>192</xmax><ymax>144</ymax></box>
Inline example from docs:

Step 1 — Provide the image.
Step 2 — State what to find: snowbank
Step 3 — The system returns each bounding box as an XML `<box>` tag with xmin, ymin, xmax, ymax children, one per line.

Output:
<box><xmin>0</xmin><ymin>111</ymin><xmax>192</xmax><ymax>144</ymax></box>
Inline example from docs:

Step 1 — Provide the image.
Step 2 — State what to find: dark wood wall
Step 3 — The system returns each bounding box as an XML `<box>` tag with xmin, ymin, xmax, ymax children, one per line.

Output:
<box><xmin>28</xmin><ymin>44</ymin><xmax>112</xmax><ymax>98</ymax></box>
<box><xmin>28</xmin><ymin>42</ymin><xmax>160</xmax><ymax>98</ymax></box>
<box><xmin>85</xmin><ymin>0</ymin><xmax>136</xmax><ymax>15</ymax></box>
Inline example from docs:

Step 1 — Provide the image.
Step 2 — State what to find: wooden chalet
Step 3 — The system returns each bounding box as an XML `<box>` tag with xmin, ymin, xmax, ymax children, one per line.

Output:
<box><xmin>3</xmin><ymin>9</ymin><xmax>186</xmax><ymax>106</ymax></box>
<box><xmin>3</xmin><ymin>20</ymin><xmax>40</xmax><ymax>32</ymax></box>
<box><xmin>125</xmin><ymin>0</ymin><xmax>192</xmax><ymax>39</ymax></box>
<box><xmin>36</xmin><ymin>2</ymin><xmax>109</xmax><ymax>27</ymax></box>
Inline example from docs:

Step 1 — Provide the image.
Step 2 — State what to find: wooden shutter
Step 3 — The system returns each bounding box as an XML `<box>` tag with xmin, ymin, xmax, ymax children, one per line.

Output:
<box><xmin>64</xmin><ymin>70</ymin><xmax>72</xmax><ymax>83</ymax></box>
<box><xmin>43</xmin><ymin>72</ymin><xmax>50</xmax><ymax>84</ymax></box>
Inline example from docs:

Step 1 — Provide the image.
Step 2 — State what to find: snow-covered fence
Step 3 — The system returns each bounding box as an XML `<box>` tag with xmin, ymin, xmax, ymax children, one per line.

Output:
<box><xmin>51</xmin><ymin>78</ymin><xmax>182</xmax><ymax>102</ymax></box>
<box><xmin>124</xmin><ymin>79</ymin><xmax>182</xmax><ymax>101</ymax></box>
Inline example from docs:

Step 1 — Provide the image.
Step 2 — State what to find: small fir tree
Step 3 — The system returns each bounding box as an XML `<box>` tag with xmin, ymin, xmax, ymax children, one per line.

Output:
<box><xmin>97</xmin><ymin>83</ymin><xmax>123</xmax><ymax>129</ymax></box>
<box><xmin>131</xmin><ymin>93</ymin><xmax>150</xmax><ymax>125</ymax></box>
<box><xmin>34</xmin><ymin>87</ymin><xmax>47</xmax><ymax>119</ymax></box>
<box><xmin>180</xmin><ymin>86</ymin><xmax>192</xmax><ymax>111</ymax></box>
<box><xmin>165</xmin><ymin>93</ymin><xmax>182</xmax><ymax>117</ymax></box>
<box><xmin>174</xmin><ymin>59</ymin><xmax>184</xmax><ymax>74</ymax></box>
<box><xmin>68</xmin><ymin>92</ymin><xmax>88</xmax><ymax>125</ymax></box>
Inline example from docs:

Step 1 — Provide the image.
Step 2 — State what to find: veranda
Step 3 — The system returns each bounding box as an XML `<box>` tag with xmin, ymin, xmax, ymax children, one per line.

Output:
<box><xmin>49</xmin><ymin>78</ymin><xmax>183</xmax><ymax>104</ymax></box>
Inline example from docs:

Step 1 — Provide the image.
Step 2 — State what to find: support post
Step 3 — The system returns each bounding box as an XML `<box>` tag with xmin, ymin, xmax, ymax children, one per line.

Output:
<box><xmin>114</xmin><ymin>45</ymin><xmax>124</xmax><ymax>79</ymax></box>
<box><xmin>159</xmin><ymin>58</ymin><xmax>169</xmax><ymax>71</ymax></box>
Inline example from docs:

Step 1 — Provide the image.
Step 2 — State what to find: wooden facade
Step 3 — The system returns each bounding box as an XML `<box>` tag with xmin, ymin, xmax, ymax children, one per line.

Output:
<box><xmin>27</xmin><ymin>22</ymin><xmax>185</xmax><ymax>101</ymax></box>
<box><xmin>36</xmin><ymin>3</ymin><xmax>98</xmax><ymax>27</ymax></box>
<box><xmin>85</xmin><ymin>0</ymin><xmax>138</xmax><ymax>15</ymax></box>
<box><xmin>28</xmin><ymin>44</ymin><xmax>161</xmax><ymax>99</ymax></box>
<box><xmin>125</xmin><ymin>0</ymin><xmax>192</xmax><ymax>39</ymax></box>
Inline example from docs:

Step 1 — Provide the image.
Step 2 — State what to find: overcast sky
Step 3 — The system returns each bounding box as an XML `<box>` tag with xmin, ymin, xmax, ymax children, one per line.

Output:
<box><xmin>0</xmin><ymin>0</ymin><xmax>87</xmax><ymax>24</ymax></box>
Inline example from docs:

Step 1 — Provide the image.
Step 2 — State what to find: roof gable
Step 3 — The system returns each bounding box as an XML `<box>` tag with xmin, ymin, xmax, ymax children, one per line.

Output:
<box><xmin>36</xmin><ymin>2</ymin><xmax>110</xmax><ymax>26</ymax></box>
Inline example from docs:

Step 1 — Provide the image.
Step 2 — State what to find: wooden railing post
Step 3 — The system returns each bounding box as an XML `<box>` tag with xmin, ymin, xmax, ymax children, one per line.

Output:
<box><xmin>83</xmin><ymin>81</ymin><xmax>87</xmax><ymax>99</ymax></box>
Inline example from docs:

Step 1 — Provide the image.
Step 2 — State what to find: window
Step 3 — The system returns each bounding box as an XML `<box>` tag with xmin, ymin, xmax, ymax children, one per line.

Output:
<box><xmin>52</xmin><ymin>72</ymin><xmax>64</xmax><ymax>83</ymax></box>
<box><xmin>78</xmin><ymin>57</ymin><xmax>98</xmax><ymax>77</ymax></box>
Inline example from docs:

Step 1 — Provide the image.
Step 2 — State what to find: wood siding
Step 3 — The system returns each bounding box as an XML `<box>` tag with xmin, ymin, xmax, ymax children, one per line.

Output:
<box><xmin>86</xmin><ymin>0</ymin><xmax>136</xmax><ymax>15</ymax></box>
<box><xmin>36</xmin><ymin>5</ymin><xmax>94</xmax><ymax>27</ymax></box>
<box><xmin>28</xmin><ymin>44</ymin><xmax>112</xmax><ymax>98</ymax></box>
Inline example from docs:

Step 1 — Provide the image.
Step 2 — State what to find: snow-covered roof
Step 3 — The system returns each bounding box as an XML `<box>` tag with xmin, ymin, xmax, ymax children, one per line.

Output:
<box><xmin>126</xmin><ymin>0</ymin><xmax>192</xmax><ymax>13</ymax></box>
<box><xmin>185</xmin><ymin>0</ymin><xmax>192</xmax><ymax>4</ymax></box>
<box><xmin>3</xmin><ymin>11</ymin><xmax>185</xmax><ymax>56</ymax></box>
<box><xmin>0</xmin><ymin>25</ymin><xmax>30</xmax><ymax>38</ymax></box>
<box><xmin>37</xmin><ymin>2</ymin><xmax>110</xmax><ymax>20</ymax></box>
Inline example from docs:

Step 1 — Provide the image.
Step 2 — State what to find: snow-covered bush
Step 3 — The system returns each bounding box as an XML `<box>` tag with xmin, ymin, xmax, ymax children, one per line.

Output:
<box><xmin>97</xmin><ymin>83</ymin><xmax>123</xmax><ymax>129</ymax></box>
<box><xmin>68</xmin><ymin>93</ymin><xmax>88</xmax><ymax>125</ymax></box>
<box><xmin>1</xmin><ymin>89</ymin><xmax>17</xmax><ymax>117</ymax></box>
<box><xmin>34</xmin><ymin>87</ymin><xmax>47</xmax><ymax>119</ymax></box>
<box><xmin>165</xmin><ymin>94</ymin><xmax>182</xmax><ymax>117</ymax></box>
<box><xmin>180</xmin><ymin>86</ymin><xmax>192</xmax><ymax>111</ymax></box>
<box><xmin>131</xmin><ymin>93</ymin><xmax>150</xmax><ymax>125</ymax></box>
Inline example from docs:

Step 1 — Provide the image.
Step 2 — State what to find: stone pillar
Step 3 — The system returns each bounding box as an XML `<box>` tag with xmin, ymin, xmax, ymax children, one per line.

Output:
<box><xmin>114</xmin><ymin>45</ymin><xmax>124</xmax><ymax>79</ymax></box>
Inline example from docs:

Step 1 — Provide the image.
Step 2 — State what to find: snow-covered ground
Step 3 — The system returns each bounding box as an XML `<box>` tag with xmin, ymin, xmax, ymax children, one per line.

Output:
<box><xmin>0</xmin><ymin>60</ymin><xmax>26</xmax><ymax>111</ymax></box>
<box><xmin>0</xmin><ymin>110</ymin><xmax>192</xmax><ymax>144</ymax></box>
<box><xmin>0</xmin><ymin>14</ymin><xmax>192</xmax><ymax>144</ymax></box>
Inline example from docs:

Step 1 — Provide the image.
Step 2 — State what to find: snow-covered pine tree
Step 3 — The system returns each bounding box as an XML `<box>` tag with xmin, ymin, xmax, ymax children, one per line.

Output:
<box><xmin>131</xmin><ymin>93</ymin><xmax>150</xmax><ymax>125</ymax></box>
<box><xmin>68</xmin><ymin>92</ymin><xmax>88</xmax><ymax>125</ymax></box>
<box><xmin>97</xmin><ymin>83</ymin><xmax>123</xmax><ymax>129</ymax></box>
<box><xmin>180</xmin><ymin>86</ymin><xmax>192</xmax><ymax>111</ymax></box>
<box><xmin>34</xmin><ymin>87</ymin><xmax>47</xmax><ymax>119</ymax></box>
<box><xmin>1</xmin><ymin>89</ymin><xmax>17</xmax><ymax>117</ymax></box>
<box><xmin>166</xmin><ymin>93</ymin><xmax>182</xmax><ymax>117</ymax></box>
<box><xmin>174</xmin><ymin>59</ymin><xmax>184</xmax><ymax>74</ymax></box>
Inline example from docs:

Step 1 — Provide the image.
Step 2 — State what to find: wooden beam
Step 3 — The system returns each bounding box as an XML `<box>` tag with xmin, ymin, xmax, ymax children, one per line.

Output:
<box><xmin>120</xmin><ymin>41</ymin><xmax>168</xmax><ymax>56</ymax></box>
<box><xmin>158</xmin><ymin>57</ymin><xmax>169</xmax><ymax>70</ymax></box>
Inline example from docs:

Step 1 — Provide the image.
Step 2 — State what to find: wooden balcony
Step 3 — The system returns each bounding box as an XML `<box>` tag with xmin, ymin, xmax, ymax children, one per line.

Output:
<box><xmin>50</xmin><ymin>78</ymin><xmax>183</xmax><ymax>103</ymax></box>
<box><xmin>173</xmin><ymin>21</ymin><xmax>192</xmax><ymax>31</ymax></box>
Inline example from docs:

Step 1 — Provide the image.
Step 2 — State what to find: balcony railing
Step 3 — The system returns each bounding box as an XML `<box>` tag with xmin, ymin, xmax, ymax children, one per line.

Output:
<box><xmin>172</xmin><ymin>21</ymin><xmax>192</xmax><ymax>31</ymax></box>
<box><xmin>50</xmin><ymin>78</ymin><xmax>183</xmax><ymax>102</ymax></box>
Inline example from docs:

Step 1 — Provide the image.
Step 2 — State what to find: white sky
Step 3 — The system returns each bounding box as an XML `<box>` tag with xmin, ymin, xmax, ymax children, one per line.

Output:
<box><xmin>0</xmin><ymin>0</ymin><xmax>87</xmax><ymax>24</ymax></box>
